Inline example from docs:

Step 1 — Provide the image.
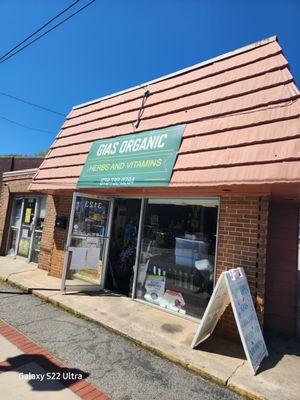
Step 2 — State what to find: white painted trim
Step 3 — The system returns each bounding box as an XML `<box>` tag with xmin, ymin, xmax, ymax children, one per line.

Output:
<box><xmin>3</xmin><ymin>168</ymin><xmax>38</xmax><ymax>177</ymax></box>
<box><xmin>73</xmin><ymin>36</ymin><xmax>277</xmax><ymax>110</ymax></box>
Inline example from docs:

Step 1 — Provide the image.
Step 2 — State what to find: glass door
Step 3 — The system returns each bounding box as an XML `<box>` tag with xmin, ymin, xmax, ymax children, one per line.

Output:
<box><xmin>30</xmin><ymin>197</ymin><xmax>46</xmax><ymax>263</ymax></box>
<box><xmin>6</xmin><ymin>198</ymin><xmax>23</xmax><ymax>256</ymax></box>
<box><xmin>105</xmin><ymin>198</ymin><xmax>142</xmax><ymax>296</ymax></box>
<box><xmin>17</xmin><ymin>197</ymin><xmax>37</xmax><ymax>259</ymax></box>
<box><xmin>62</xmin><ymin>193</ymin><xmax>114</xmax><ymax>291</ymax></box>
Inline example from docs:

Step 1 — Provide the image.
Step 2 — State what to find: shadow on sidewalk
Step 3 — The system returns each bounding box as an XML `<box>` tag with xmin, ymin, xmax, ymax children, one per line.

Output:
<box><xmin>193</xmin><ymin>334</ymin><xmax>245</xmax><ymax>360</ymax></box>
<box><xmin>257</xmin><ymin>333</ymin><xmax>300</xmax><ymax>374</ymax></box>
<box><xmin>65</xmin><ymin>289</ymin><xmax>121</xmax><ymax>297</ymax></box>
<box><xmin>27</xmin><ymin>288</ymin><xmax>60</xmax><ymax>293</ymax></box>
<box><xmin>194</xmin><ymin>331</ymin><xmax>300</xmax><ymax>375</ymax></box>
<box><xmin>0</xmin><ymin>288</ymin><xmax>59</xmax><ymax>295</ymax></box>
<box><xmin>0</xmin><ymin>354</ymin><xmax>89</xmax><ymax>391</ymax></box>
<box><xmin>0</xmin><ymin>290</ymin><xmax>31</xmax><ymax>295</ymax></box>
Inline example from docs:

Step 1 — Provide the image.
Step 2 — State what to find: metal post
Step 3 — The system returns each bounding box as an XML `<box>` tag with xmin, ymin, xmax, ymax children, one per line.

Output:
<box><xmin>14</xmin><ymin>198</ymin><xmax>25</xmax><ymax>258</ymax></box>
<box><xmin>6</xmin><ymin>196</ymin><xmax>17</xmax><ymax>256</ymax></box>
<box><xmin>60</xmin><ymin>193</ymin><xmax>77</xmax><ymax>293</ymax></box>
<box><xmin>27</xmin><ymin>197</ymin><xmax>39</xmax><ymax>263</ymax></box>
<box><xmin>101</xmin><ymin>198</ymin><xmax>115</xmax><ymax>288</ymax></box>
<box><xmin>131</xmin><ymin>198</ymin><xmax>146</xmax><ymax>299</ymax></box>
<box><xmin>212</xmin><ymin>198</ymin><xmax>221</xmax><ymax>288</ymax></box>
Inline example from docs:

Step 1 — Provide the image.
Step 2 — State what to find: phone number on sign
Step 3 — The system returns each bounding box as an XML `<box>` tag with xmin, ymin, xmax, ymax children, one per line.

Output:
<box><xmin>99</xmin><ymin>176</ymin><xmax>135</xmax><ymax>186</ymax></box>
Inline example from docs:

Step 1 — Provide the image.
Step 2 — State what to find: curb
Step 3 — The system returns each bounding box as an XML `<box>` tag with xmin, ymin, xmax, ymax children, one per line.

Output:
<box><xmin>0</xmin><ymin>274</ymin><xmax>264</xmax><ymax>400</ymax></box>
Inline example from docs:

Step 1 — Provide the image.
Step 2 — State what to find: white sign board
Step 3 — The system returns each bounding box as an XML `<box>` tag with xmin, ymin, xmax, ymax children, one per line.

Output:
<box><xmin>192</xmin><ymin>267</ymin><xmax>268</xmax><ymax>375</ymax></box>
<box><xmin>69</xmin><ymin>246</ymin><xmax>101</xmax><ymax>270</ymax></box>
<box><xmin>22</xmin><ymin>229</ymin><xmax>29</xmax><ymax>239</ymax></box>
<box><xmin>69</xmin><ymin>247</ymin><xmax>87</xmax><ymax>270</ymax></box>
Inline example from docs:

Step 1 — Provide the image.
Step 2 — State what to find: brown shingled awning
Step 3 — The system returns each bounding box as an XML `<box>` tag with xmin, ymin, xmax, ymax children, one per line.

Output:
<box><xmin>30</xmin><ymin>36</ymin><xmax>300</xmax><ymax>199</ymax></box>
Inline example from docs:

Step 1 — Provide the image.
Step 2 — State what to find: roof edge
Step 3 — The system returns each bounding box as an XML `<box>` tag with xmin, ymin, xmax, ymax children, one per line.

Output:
<box><xmin>3</xmin><ymin>168</ymin><xmax>38</xmax><ymax>177</ymax></box>
<box><xmin>73</xmin><ymin>35</ymin><xmax>277</xmax><ymax>111</ymax></box>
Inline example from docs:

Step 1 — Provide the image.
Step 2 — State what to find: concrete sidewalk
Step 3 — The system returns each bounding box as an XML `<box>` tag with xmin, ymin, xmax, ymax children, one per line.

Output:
<box><xmin>0</xmin><ymin>319</ymin><xmax>110</xmax><ymax>400</ymax></box>
<box><xmin>0</xmin><ymin>257</ymin><xmax>299</xmax><ymax>400</ymax></box>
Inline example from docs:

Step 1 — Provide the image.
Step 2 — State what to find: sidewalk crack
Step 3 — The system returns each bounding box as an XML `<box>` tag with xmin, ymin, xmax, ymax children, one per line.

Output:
<box><xmin>225</xmin><ymin>360</ymin><xmax>246</xmax><ymax>386</ymax></box>
<box><xmin>7</xmin><ymin>268</ymin><xmax>37</xmax><ymax>280</ymax></box>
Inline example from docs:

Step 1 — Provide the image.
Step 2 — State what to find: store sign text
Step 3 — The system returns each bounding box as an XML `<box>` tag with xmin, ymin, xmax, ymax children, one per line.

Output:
<box><xmin>77</xmin><ymin>125</ymin><xmax>185</xmax><ymax>188</ymax></box>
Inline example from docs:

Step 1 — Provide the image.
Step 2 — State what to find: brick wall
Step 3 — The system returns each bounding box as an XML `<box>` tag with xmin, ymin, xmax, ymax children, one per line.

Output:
<box><xmin>38</xmin><ymin>196</ymin><xmax>56</xmax><ymax>271</ymax></box>
<box><xmin>265</xmin><ymin>200</ymin><xmax>299</xmax><ymax>335</ymax></box>
<box><xmin>215</xmin><ymin>196</ymin><xmax>269</xmax><ymax>339</ymax></box>
<box><xmin>12</xmin><ymin>158</ymin><xmax>43</xmax><ymax>171</ymax></box>
<box><xmin>0</xmin><ymin>159</ymin><xmax>13</xmax><ymax>182</ymax></box>
<box><xmin>0</xmin><ymin>173</ymin><xmax>72</xmax><ymax>275</ymax></box>
<box><xmin>0</xmin><ymin>185</ymin><xmax>10</xmax><ymax>254</ymax></box>
<box><xmin>0</xmin><ymin>157</ymin><xmax>43</xmax><ymax>184</ymax></box>
<box><xmin>39</xmin><ymin>195</ymin><xmax>72</xmax><ymax>278</ymax></box>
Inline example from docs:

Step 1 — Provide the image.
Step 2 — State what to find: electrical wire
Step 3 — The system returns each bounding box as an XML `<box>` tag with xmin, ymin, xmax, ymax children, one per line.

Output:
<box><xmin>0</xmin><ymin>1</ymin><xmax>97</xmax><ymax>131</ymax></box>
<box><xmin>0</xmin><ymin>91</ymin><xmax>66</xmax><ymax>116</ymax></box>
<box><xmin>0</xmin><ymin>114</ymin><xmax>55</xmax><ymax>134</ymax></box>
<box><xmin>0</xmin><ymin>0</ymin><xmax>81</xmax><ymax>63</ymax></box>
<box><xmin>0</xmin><ymin>0</ymin><xmax>96</xmax><ymax>65</ymax></box>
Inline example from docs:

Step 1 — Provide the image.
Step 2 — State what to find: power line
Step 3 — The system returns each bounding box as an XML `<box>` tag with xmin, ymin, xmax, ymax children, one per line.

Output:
<box><xmin>0</xmin><ymin>1</ymin><xmax>96</xmax><ymax>123</ymax></box>
<box><xmin>0</xmin><ymin>0</ymin><xmax>96</xmax><ymax>65</ymax></box>
<box><xmin>0</xmin><ymin>114</ymin><xmax>55</xmax><ymax>134</ymax></box>
<box><xmin>0</xmin><ymin>0</ymin><xmax>81</xmax><ymax>63</ymax></box>
<box><xmin>0</xmin><ymin>91</ymin><xmax>66</xmax><ymax>116</ymax></box>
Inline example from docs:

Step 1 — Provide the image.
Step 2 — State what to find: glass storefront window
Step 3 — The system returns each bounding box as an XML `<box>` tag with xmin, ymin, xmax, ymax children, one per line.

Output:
<box><xmin>7</xmin><ymin>228</ymin><xmax>18</xmax><ymax>256</ymax></box>
<box><xmin>17</xmin><ymin>198</ymin><xmax>37</xmax><ymax>258</ymax></box>
<box><xmin>21</xmin><ymin>198</ymin><xmax>36</xmax><ymax>225</ymax></box>
<box><xmin>6</xmin><ymin>196</ymin><xmax>46</xmax><ymax>261</ymax></box>
<box><xmin>11</xmin><ymin>198</ymin><xmax>23</xmax><ymax>228</ymax></box>
<box><xmin>31</xmin><ymin>197</ymin><xmax>47</xmax><ymax>263</ymax></box>
<box><xmin>35</xmin><ymin>196</ymin><xmax>46</xmax><ymax>230</ymax></box>
<box><xmin>136</xmin><ymin>198</ymin><xmax>219</xmax><ymax>319</ymax></box>
<box><xmin>31</xmin><ymin>231</ymin><xmax>42</xmax><ymax>263</ymax></box>
<box><xmin>72</xmin><ymin>196</ymin><xmax>109</xmax><ymax>237</ymax></box>
<box><xmin>7</xmin><ymin>198</ymin><xmax>23</xmax><ymax>255</ymax></box>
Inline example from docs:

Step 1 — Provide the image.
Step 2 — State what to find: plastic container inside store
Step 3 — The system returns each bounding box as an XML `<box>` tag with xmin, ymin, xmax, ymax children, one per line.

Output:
<box><xmin>175</xmin><ymin>237</ymin><xmax>208</xmax><ymax>267</ymax></box>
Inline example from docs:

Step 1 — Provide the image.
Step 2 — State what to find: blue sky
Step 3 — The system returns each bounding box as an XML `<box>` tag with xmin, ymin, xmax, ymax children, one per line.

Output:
<box><xmin>0</xmin><ymin>0</ymin><xmax>299</xmax><ymax>155</ymax></box>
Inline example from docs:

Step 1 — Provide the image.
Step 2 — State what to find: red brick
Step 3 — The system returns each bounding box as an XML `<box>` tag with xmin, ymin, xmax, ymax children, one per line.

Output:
<box><xmin>216</xmin><ymin>196</ymin><xmax>269</xmax><ymax>340</ymax></box>
<box><xmin>76</xmin><ymin>384</ymin><xmax>96</xmax><ymax>397</ymax></box>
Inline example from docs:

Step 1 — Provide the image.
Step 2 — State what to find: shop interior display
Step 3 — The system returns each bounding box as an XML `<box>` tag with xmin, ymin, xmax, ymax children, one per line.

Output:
<box><xmin>106</xmin><ymin>199</ymin><xmax>141</xmax><ymax>296</ymax></box>
<box><xmin>67</xmin><ymin>195</ymin><xmax>218</xmax><ymax>319</ymax></box>
<box><xmin>137</xmin><ymin>200</ymin><xmax>218</xmax><ymax>319</ymax></box>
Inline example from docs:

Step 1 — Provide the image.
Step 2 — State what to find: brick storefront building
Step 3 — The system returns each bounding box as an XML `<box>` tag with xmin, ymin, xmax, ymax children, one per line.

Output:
<box><xmin>0</xmin><ymin>37</ymin><xmax>299</xmax><ymax>339</ymax></box>
<box><xmin>0</xmin><ymin>158</ymin><xmax>43</xmax><ymax>256</ymax></box>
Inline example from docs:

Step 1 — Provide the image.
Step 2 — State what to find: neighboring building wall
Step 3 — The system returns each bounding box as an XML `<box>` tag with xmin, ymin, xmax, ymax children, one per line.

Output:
<box><xmin>215</xmin><ymin>196</ymin><xmax>269</xmax><ymax>339</ymax></box>
<box><xmin>39</xmin><ymin>195</ymin><xmax>72</xmax><ymax>278</ymax></box>
<box><xmin>0</xmin><ymin>158</ymin><xmax>14</xmax><ymax>180</ymax></box>
<box><xmin>265</xmin><ymin>200</ymin><xmax>299</xmax><ymax>336</ymax></box>
<box><xmin>0</xmin><ymin>157</ymin><xmax>43</xmax><ymax>184</ymax></box>
<box><xmin>0</xmin><ymin>174</ymin><xmax>35</xmax><ymax>255</ymax></box>
<box><xmin>0</xmin><ymin>185</ymin><xmax>10</xmax><ymax>255</ymax></box>
<box><xmin>0</xmin><ymin>158</ymin><xmax>43</xmax><ymax>254</ymax></box>
<box><xmin>0</xmin><ymin>172</ymin><xmax>72</xmax><ymax>275</ymax></box>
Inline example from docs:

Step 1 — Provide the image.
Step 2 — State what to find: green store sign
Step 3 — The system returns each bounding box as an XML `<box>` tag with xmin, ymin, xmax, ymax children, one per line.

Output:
<box><xmin>77</xmin><ymin>125</ymin><xmax>185</xmax><ymax>188</ymax></box>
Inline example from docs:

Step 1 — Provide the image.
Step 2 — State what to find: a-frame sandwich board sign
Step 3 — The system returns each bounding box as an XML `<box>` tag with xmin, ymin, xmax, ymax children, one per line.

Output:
<box><xmin>191</xmin><ymin>267</ymin><xmax>268</xmax><ymax>375</ymax></box>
